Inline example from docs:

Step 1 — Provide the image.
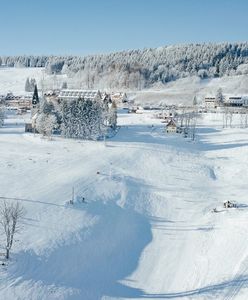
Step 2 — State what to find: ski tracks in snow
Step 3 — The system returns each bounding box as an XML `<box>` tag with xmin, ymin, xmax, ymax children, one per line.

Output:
<box><xmin>223</xmin><ymin>255</ymin><xmax>248</xmax><ymax>300</ymax></box>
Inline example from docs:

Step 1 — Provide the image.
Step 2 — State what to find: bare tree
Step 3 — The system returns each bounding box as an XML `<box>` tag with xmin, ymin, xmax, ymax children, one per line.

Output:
<box><xmin>191</xmin><ymin>112</ymin><xmax>197</xmax><ymax>141</ymax></box>
<box><xmin>0</xmin><ymin>104</ymin><xmax>5</xmax><ymax>127</ymax></box>
<box><xmin>245</xmin><ymin>109</ymin><xmax>248</xmax><ymax>128</ymax></box>
<box><xmin>240</xmin><ymin>108</ymin><xmax>248</xmax><ymax>128</ymax></box>
<box><xmin>240</xmin><ymin>110</ymin><xmax>245</xmax><ymax>128</ymax></box>
<box><xmin>0</xmin><ymin>201</ymin><xmax>25</xmax><ymax>259</ymax></box>
<box><xmin>178</xmin><ymin>109</ymin><xmax>185</xmax><ymax>127</ymax></box>
<box><xmin>184</xmin><ymin>112</ymin><xmax>193</xmax><ymax>137</ymax></box>
<box><xmin>223</xmin><ymin>107</ymin><xmax>233</xmax><ymax>128</ymax></box>
<box><xmin>229</xmin><ymin>110</ymin><xmax>233</xmax><ymax>128</ymax></box>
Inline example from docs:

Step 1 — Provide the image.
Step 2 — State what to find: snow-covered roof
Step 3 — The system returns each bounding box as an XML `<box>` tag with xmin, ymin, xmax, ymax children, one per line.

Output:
<box><xmin>44</xmin><ymin>90</ymin><xmax>59</xmax><ymax>96</ymax></box>
<box><xmin>58</xmin><ymin>89</ymin><xmax>101</xmax><ymax>101</ymax></box>
<box><xmin>166</xmin><ymin>119</ymin><xmax>177</xmax><ymax>127</ymax></box>
<box><xmin>205</xmin><ymin>96</ymin><xmax>216</xmax><ymax>100</ymax></box>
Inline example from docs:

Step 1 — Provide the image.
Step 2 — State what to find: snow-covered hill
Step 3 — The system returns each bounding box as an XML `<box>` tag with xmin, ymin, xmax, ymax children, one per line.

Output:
<box><xmin>133</xmin><ymin>75</ymin><xmax>248</xmax><ymax>106</ymax></box>
<box><xmin>0</xmin><ymin>67</ymin><xmax>67</xmax><ymax>95</ymax></box>
<box><xmin>0</xmin><ymin>67</ymin><xmax>248</xmax><ymax>107</ymax></box>
<box><xmin>0</xmin><ymin>110</ymin><xmax>248</xmax><ymax>299</ymax></box>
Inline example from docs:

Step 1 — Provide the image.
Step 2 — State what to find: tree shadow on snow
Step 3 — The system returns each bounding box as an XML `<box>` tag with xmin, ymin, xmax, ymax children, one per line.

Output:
<box><xmin>11</xmin><ymin>201</ymin><xmax>152</xmax><ymax>300</ymax></box>
<box><xmin>111</xmin><ymin>125</ymin><xmax>167</xmax><ymax>145</ymax></box>
<box><xmin>197</xmin><ymin>126</ymin><xmax>248</xmax><ymax>151</ymax></box>
<box><xmin>197</xmin><ymin>126</ymin><xmax>221</xmax><ymax>134</ymax></box>
<box><xmin>198</xmin><ymin>141</ymin><xmax>248</xmax><ymax>152</ymax></box>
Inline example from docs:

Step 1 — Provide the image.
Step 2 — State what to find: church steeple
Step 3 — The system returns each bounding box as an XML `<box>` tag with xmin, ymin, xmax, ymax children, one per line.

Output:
<box><xmin>32</xmin><ymin>84</ymin><xmax>39</xmax><ymax>106</ymax></box>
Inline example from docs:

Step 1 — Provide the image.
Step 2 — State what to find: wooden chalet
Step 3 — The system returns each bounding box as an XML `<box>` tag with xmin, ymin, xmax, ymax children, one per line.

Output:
<box><xmin>166</xmin><ymin>119</ymin><xmax>179</xmax><ymax>133</ymax></box>
<box><xmin>111</xmin><ymin>92</ymin><xmax>128</xmax><ymax>103</ymax></box>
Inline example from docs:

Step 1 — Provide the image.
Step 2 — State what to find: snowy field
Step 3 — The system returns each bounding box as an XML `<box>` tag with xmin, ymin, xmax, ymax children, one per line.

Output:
<box><xmin>0</xmin><ymin>110</ymin><xmax>248</xmax><ymax>300</ymax></box>
<box><xmin>0</xmin><ymin>67</ymin><xmax>67</xmax><ymax>95</ymax></box>
<box><xmin>0</xmin><ymin>67</ymin><xmax>44</xmax><ymax>95</ymax></box>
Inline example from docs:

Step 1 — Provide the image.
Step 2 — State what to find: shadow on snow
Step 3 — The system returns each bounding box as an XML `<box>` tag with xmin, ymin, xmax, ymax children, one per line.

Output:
<box><xmin>11</xmin><ymin>200</ymin><xmax>152</xmax><ymax>300</ymax></box>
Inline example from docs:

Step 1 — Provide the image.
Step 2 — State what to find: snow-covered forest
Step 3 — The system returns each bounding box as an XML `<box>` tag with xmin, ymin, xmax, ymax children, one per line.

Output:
<box><xmin>34</xmin><ymin>95</ymin><xmax>117</xmax><ymax>140</ymax></box>
<box><xmin>1</xmin><ymin>43</ymin><xmax>248</xmax><ymax>90</ymax></box>
<box><xmin>60</xmin><ymin>98</ymin><xmax>109</xmax><ymax>140</ymax></box>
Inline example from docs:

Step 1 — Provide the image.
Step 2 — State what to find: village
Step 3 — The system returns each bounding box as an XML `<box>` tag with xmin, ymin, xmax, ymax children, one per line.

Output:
<box><xmin>1</xmin><ymin>84</ymin><xmax>248</xmax><ymax>141</ymax></box>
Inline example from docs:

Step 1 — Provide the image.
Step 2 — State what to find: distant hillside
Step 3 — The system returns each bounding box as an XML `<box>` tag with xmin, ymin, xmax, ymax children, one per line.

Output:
<box><xmin>132</xmin><ymin>74</ymin><xmax>248</xmax><ymax>106</ymax></box>
<box><xmin>1</xmin><ymin>43</ymin><xmax>248</xmax><ymax>90</ymax></box>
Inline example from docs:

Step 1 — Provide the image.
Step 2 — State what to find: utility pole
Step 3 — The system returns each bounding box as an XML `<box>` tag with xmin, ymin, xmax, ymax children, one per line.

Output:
<box><xmin>33</xmin><ymin>118</ymin><xmax>36</xmax><ymax>137</ymax></box>
<box><xmin>71</xmin><ymin>186</ymin><xmax>75</xmax><ymax>204</ymax></box>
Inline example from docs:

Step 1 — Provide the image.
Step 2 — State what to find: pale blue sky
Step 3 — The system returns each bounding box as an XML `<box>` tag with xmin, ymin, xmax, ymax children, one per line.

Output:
<box><xmin>0</xmin><ymin>0</ymin><xmax>247</xmax><ymax>55</ymax></box>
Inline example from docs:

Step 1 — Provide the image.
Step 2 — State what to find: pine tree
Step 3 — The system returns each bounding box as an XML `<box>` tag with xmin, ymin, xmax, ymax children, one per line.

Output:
<box><xmin>193</xmin><ymin>96</ymin><xmax>197</xmax><ymax>106</ymax></box>
<box><xmin>216</xmin><ymin>88</ymin><xmax>224</xmax><ymax>103</ymax></box>
<box><xmin>40</xmin><ymin>98</ymin><xmax>54</xmax><ymax>114</ymax></box>
<box><xmin>61</xmin><ymin>97</ymin><xmax>107</xmax><ymax>140</ymax></box>
<box><xmin>0</xmin><ymin>106</ymin><xmax>4</xmax><ymax>127</ymax></box>
<box><xmin>61</xmin><ymin>81</ymin><xmax>68</xmax><ymax>89</ymax></box>
<box><xmin>25</xmin><ymin>77</ymin><xmax>31</xmax><ymax>92</ymax></box>
<box><xmin>108</xmin><ymin>101</ymin><xmax>117</xmax><ymax>130</ymax></box>
<box><xmin>30</xmin><ymin>78</ymin><xmax>36</xmax><ymax>92</ymax></box>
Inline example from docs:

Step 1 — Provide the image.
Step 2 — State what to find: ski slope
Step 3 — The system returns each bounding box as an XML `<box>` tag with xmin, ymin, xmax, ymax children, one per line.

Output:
<box><xmin>0</xmin><ymin>111</ymin><xmax>248</xmax><ymax>299</ymax></box>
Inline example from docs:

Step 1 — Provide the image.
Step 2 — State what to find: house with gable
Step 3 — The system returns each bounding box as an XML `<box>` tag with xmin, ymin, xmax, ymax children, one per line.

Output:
<box><xmin>166</xmin><ymin>118</ymin><xmax>181</xmax><ymax>134</ymax></box>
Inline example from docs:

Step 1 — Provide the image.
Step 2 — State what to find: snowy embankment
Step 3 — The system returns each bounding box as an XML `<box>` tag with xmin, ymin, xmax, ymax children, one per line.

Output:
<box><xmin>0</xmin><ymin>111</ymin><xmax>248</xmax><ymax>299</ymax></box>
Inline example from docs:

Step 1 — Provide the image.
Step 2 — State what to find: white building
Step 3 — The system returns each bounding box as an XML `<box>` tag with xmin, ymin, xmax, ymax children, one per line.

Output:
<box><xmin>205</xmin><ymin>94</ymin><xmax>248</xmax><ymax>108</ymax></box>
<box><xmin>225</xmin><ymin>96</ymin><xmax>243</xmax><ymax>107</ymax></box>
<box><xmin>204</xmin><ymin>96</ymin><xmax>218</xmax><ymax>108</ymax></box>
<box><xmin>58</xmin><ymin>89</ymin><xmax>102</xmax><ymax>102</ymax></box>
<box><xmin>242</xmin><ymin>96</ymin><xmax>248</xmax><ymax>107</ymax></box>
